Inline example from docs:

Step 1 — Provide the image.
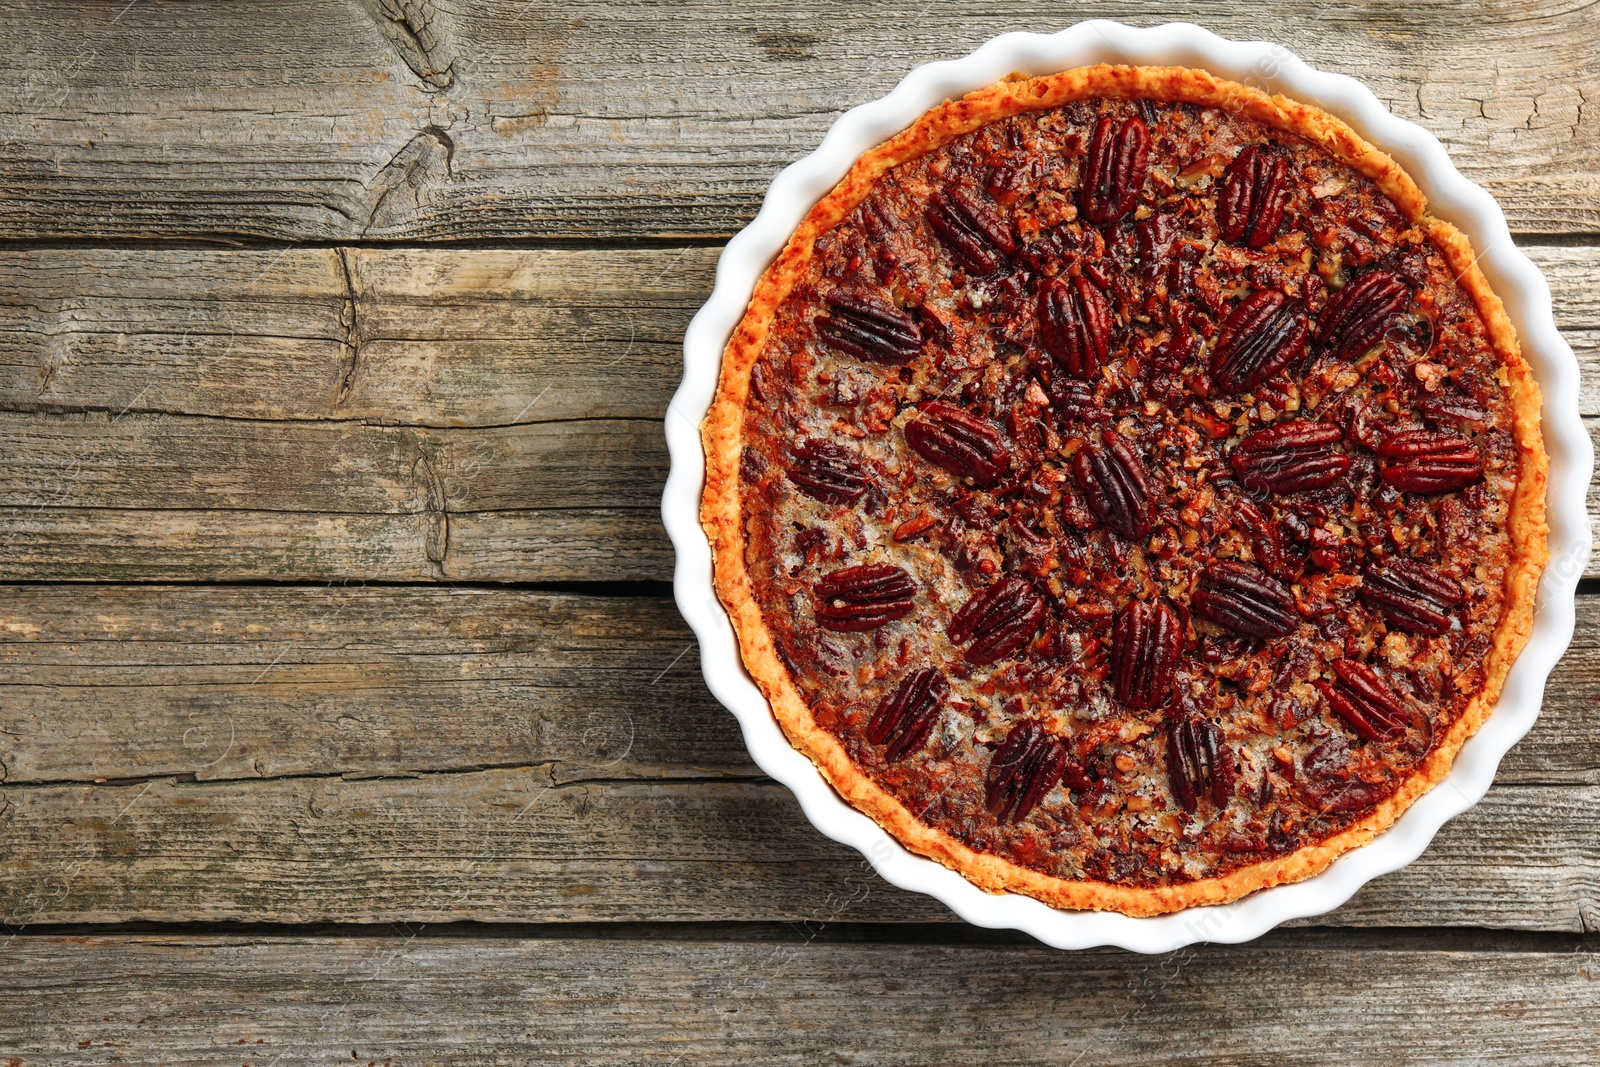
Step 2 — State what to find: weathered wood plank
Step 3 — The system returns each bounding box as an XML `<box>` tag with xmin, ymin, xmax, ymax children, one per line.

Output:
<box><xmin>0</xmin><ymin>246</ymin><xmax>712</xmax><ymax>425</ymax></box>
<box><xmin>2</xmin><ymin>1</ymin><xmax>1597</xmax><ymax>240</ymax></box>
<box><xmin>0</xmin><ymin>587</ymin><xmax>738</xmax><ymax>785</ymax></box>
<box><xmin>2</xmin><ymin>585</ymin><xmax>1596</xmax><ymax>789</ymax></box>
<box><xmin>0</xmin><ymin>761</ymin><xmax>1593</xmax><ymax>928</ymax></box>
<box><xmin>0</xmin><ymin>411</ymin><xmax>668</xmax><ymax>581</ymax></box>
<box><xmin>0</xmin><ymin>933</ymin><xmax>1596</xmax><ymax>1066</ymax></box>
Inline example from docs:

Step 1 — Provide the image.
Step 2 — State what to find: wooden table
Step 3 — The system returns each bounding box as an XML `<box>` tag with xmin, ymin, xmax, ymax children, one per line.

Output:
<box><xmin>1</xmin><ymin>2</ymin><xmax>1595</xmax><ymax>1061</ymax></box>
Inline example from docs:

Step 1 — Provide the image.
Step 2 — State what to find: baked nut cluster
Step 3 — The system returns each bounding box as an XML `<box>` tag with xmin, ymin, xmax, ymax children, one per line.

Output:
<box><xmin>717</xmin><ymin>82</ymin><xmax>1539</xmax><ymax>901</ymax></box>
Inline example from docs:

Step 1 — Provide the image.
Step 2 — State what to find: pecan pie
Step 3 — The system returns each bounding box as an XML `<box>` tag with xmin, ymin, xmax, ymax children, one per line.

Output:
<box><xmin>701</xmin><ymin>65</ymin><xmax>1547</xmax><ymax>915</ymax></box>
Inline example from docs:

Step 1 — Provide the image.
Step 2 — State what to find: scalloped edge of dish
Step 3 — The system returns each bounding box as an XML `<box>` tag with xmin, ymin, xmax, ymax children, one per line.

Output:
<box><xmin>661</xmin><ymin>20</ymin><xmax>1591</xmax><ymax>952</ymax></box>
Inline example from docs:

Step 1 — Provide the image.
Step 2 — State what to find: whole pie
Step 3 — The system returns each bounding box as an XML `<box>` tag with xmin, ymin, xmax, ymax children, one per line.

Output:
<box><xmin>700</xmin><ymin>65</ymin><xmax>1548</xmax><ymax>915</ymax></box>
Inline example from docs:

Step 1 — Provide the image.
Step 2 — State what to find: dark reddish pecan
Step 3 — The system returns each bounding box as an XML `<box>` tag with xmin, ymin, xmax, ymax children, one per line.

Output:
<box><xmin>1229</xmin><ymin>420</ymin><xmax>1351</xmax><ymax>495</ymax></box>
<box><xmin>867</xmin><ymin>668</ymin><xmax>950</xmax><ymax>762</ymax></box>
<box><xmin>1361</xmin><ymin>558</ymin><xmax>1466</xmax><ymax>636</ymax></box>
<box><xmin>1209</xmin><ymin>290</ymin><xmax>1309</xmax><ymax>394</ymax></box>
<box><xmin>1037</xmin><ymin>274</ymin><xmax>1113</xmax><ymax>380</ymax></box>
<box><xmin>1111</xmin><ymin>600</ymin><xmax>1181</xmax><ymax>709</ymax></box>
<box><xmin>1217</xmin><ymin>145</ymin><xmax>1290</xmax><ymax>249</ymax></box>
<box><xmin>985</xmin><ymin>720</ymin><xmax>1068</xmax><ymax>824</ymax></box>
<box><xmin>1319</xmin><ymin>659</ymin><xmax>1409</xmax><ymax>742</ymax></box>
<box><xmin>1166</xmin><ymin>718</ymin><xmax>1236</xmax><ymax>813</ymax></box>
<box><xmin>1236</xmin><ymin>498</ymin><xmax>1295</xmax><ymax>581</ymax></box>
<box><xmin>814</xmin><ymin>564</ymin><xmax>916</xmax><ymax>632</ymax></box>
<box><xmin>814</xmin><ymin>289</ymin><xmax>922</xmax><ymax>365</ymax></box>
<box><xmin>1315</xmin><ymin>270</ymin><xmax>1411</xmax><ymax>362</ymax></box>
<box><xmin>948</xmin><ymin>577</ymin><xmax>1046</xmax><ymax>665</ymax></box>
<box><xmin>1073</xmin><ymin>431</ymin><xmax>1154</xmax><ymax>540</ymax></box>
<box><xmin>786</xmin><ymin>439</ymin><xmax>868</xmax><ymax>505</ymax></box>
<box><xmin>1079</xmin><ymin>114</ymin><xmax>1151</xmax><ymax>225</ymax></box>
<box><xmin>926</xmin><ymin>188</ymin><xmax>1015</xmax><ymax>274</ymax></box>
<box><xmin>1047</xmin><ymin>375</ymin><xmax>1096</xmax><ymax>420</ymax></box>
<box><xmin>1376</xmin><ymin>429</ymin><xmax>1483</xmax><ymax>493</ymax></box>
<box><xmin>1298</xmin><ymin>776</ymin><xmax>1395</xmax><ymax>814</ymax></box>
<box><xmin>1417</xmin><ymin>393</ymin><xmax>1490</xmax><ymax>429</ymax></box>
<box><xmin>905</xmin><ymin>400</ymin><xmax>1010</xmax><ymax>486</ymax></box>
<box><xmin>1193</xmin><ymin>561</ymin><xmax>1299</xmax><ymax>639</ymax></box>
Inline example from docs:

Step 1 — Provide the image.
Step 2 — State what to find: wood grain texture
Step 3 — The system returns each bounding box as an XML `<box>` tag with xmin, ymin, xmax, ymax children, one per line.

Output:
<box><xmin>1</xmin><ymin>769</ymin><xmax>1595</xmax><ymax>929</ymax></box>
<box><xmin>0</xmin><ymin>244</ymin><xmax>1593</xmax><ymax>581</ymax></box>
<box><xmin>2</xmin><ymin>1</ymin><xmax>1597</xmax><ymax>240</ymax></box>
<box><xmin>0</xmin><ymin>590</ymin><xmax>1596</xmax><ymax>930</ymax></box>
<box><xmin>0</xmin><ymin>246</ymin><xmax>712</xmax><ymax>425</ymax></box>
<box><xmin>0</xmin><ymin>933</ymin><xmax>1595</xmax><ymax>1065</ymax></box>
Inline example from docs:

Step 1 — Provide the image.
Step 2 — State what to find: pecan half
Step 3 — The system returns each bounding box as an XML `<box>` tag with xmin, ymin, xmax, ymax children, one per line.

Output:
<box><xmin>1361</xmin><ymin>559</ymin><xmax>1466</xmax><ymax>636</ymax></box>
<box><xmin>1037</xmin><ymin>274</ymin><xmax>1113</xmax><ymax>380</ymax></box>
<box><xmin>1319</xmin><ymin>659</ymin><xmax>1409</xmax><ymax>742</ymax></box>
<box><xmin>1229</xmin><ymin>420</ymin><xmax>1351</xmax><ymax>495</ymax></box>
<box><xmin>905</xmin><ymin>400</ymin><xmax>1010</xmax><ymax>486</ymax></box>
<box><xmin>985</xmin><ymin>720</ymin><xmax>1068</xmax><ymax>824</ymax></box>
<box><xmin>926</xmin><ymin>188</ymin><xmax>1015</xmax><ymax>274</ymax></box>
<box><xmin>1193</xmin><ymin>561</ymin><xmax>1299</xmax><ymax>639</ymax></box>
<box><xmin>1166</xmin><ymin>718</ymin><xmax>1235</xmax><ymax>813</ymax></box>
<box><xmin>1111</xmin><ymin>600</ymin><xmax>1181</xmax><ymax>710</ymax></box>
<box><xmin>1315</xmin><ymin>270</ymin><xmax>1411</xmax><ymax>362</ymax></box>
<box><xmin>948</xmin><ymin>577</ymin><xmax>1046</xmax><ymax>665</ymax></box>
<box><xmin>814</xmin><ymin>289</ymin><xmax>923</xmax><ymax>365</ymax></box>
<box><xmin>787</xmin><ymin>439</ymin><xmax>869</xmax><ymax>505</ymax></box>
<box><xmin>1073</xmin><ymin>431</ymin><xmax>1154</xmax><ymax>540</ymax></box>
<box><xmin>1376</xmin><ymin>429</ymin><xmax>1483</xmax><ymax>493</ymax></box>
<box><xmin>1209</xmin><ymin>290</ymin><xmax>1310</xmax><ymax>394</ymax></box>
<box><xmin>814</xmin><ymin>564</ymin><xmax>916</xmax><ymax>632</ymax></box>
<box><xmin>1079</xmin><ymin>114</ymin><xmax>1151</xmax><ymax>225</ymax></box>
<box><xmin>1217</xmin><ymin>145</ymin><xmax>1290</xmax><ymax>249</ymax></box>
<box><xmin>1237</xmin><ymin>498</ymin><xmax>1294</xmax><ymax>581</ymax></box>
<box><xmin>867</xmin><ymin>668</ymin><xmax>950</xmax><ymax>762</ymax></box>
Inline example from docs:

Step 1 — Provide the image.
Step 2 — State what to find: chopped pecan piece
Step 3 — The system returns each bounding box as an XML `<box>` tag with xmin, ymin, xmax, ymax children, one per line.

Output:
<box><xmin>1079</xmin><ymin>114</ymin><xmax>1151</xmax><ymax>225</ymax></box>
<box><xmin>1362</xmin><ymin>559</ymin><xmax>1466</xmax><ymax>636</ymax></box>
<box><xmin>1193</xmin><ymin>561</ymin><xmax>1299</xmax><ymax>639</ymax></box>
<box><xmin>786</xmin><ymin>439</ymin><xmax>869</xmax><ymax>505</ymax></box>
<box><xmin>814</xmin><ymin>289</ymin><xmax>923</xmax><ymax>365</ymax></box>
<box><xmin>1315</xmin><ymin>270</ymin><xmax>1411</xmax><ymax>362</ymax></box>
<box><xmin>814</xmin><ymin>564</ymin><xmax>916</xmax><ymax>632</ymax></box>
<box><xmin>926</xmin><ymin>188</ymin><xmax>1015</xmax><ymax>274</ymax></box>
<box><xmin>905</xmin><ymin>400</ymin><xmax>1010</xmax><ymax>486</ymax></box>
<box><xmin>867</xmin><ymin>668</ymin><xmax>950</xmax><ymax>762</ymax></box>
<box><xmin>1319</xmin><ymin>659</ymin><xmax>1410</xmax><ymax>742</ymax></box>
<box><xmin>1111</xmin><ymin>600</ymin><xmax>1181</xmax><ymax>710</ymax></box>
<box><xmin>1217</xmin><ymin>145</ymin><xmax>1290</xmax><ymax>249</ymax></box>
<box><xmin>1209</xmin><ymin>290</ymin><xmax>1309</xmax><ymax>394</ymax></box>
<box><xmin>948</xmin><ymin>577</ymin><xmax>1046</xmax><ymax>665</ymax></box>
<box><xmin>1073</xmin><ymin>431</ymin><xmax>1154</xmax><ymax>540</ymax></box>
<box><xmin>985</xmin><ymin>720</ymin><xmax>1068</xmax><ymax>824</ymax></box>
<box><xmin>1166</xmin><ymin>718</ymin><xmax>1235</xmax><ymax>813</ymax></box>
<box><xmin>1376</xmin><ymin>429</ymin><xmax>1483</xmax><ymax>493</ymax></box>
<box><xmin>1229</xmin><ymin>420</ymin><xmax>1351</xmax><ymax>495</ymax></box>
<box><xmin>1037</xmin><ymin>274</ymin><xmax>1113</xmax><ymax>380</ymax></box>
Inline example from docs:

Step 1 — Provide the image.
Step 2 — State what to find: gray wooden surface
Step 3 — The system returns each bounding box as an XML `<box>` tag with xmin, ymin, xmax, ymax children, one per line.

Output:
<box><xmin>1</xmin><ymin>0</ymin><xmax>1596</xmax><ymax>1062</ymax></box>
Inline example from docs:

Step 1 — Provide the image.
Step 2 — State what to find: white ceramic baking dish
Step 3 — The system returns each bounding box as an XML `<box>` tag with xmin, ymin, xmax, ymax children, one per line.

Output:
<box><xmin>661</xmin><ymin>20</ymin><xmax>1591</xmax><ymax>952</ymax></box>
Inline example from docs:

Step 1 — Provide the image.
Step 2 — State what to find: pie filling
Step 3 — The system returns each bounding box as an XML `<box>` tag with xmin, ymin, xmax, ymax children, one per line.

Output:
<box><xmin>734</xmin><ymin>96</ymin><xmax>1523</xmax><ymax>889</ymax></box>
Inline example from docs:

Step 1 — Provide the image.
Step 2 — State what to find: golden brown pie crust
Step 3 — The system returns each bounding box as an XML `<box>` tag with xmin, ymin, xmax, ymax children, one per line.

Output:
<box><xmin>700</xmin><ymin>64</ymin><xmax>1548</xmax><ymax>916</ymax></box>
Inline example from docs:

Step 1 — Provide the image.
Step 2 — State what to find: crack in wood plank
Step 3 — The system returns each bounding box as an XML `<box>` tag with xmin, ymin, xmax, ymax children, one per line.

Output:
<box><xmin>333</xmin><ymin>246</ymin><xmax>363</xmax><ymax>405</ymax></box>
<box><xmin>359</xmin><ymin>0</ymin><xmax>457</xmax><ymax>91</ymax></box>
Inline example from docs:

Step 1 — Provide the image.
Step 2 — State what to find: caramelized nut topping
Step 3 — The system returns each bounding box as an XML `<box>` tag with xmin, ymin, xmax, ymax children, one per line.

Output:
<box><xmin>736</xmin><ymin>92</ymin><xmax>1524</xmax><ymax>893</ymax></box>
